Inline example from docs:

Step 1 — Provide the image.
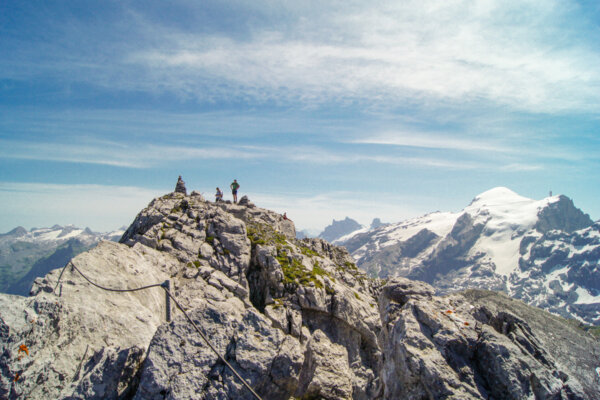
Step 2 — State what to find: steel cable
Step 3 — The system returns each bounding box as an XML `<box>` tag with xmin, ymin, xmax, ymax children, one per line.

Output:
<box><xmin>52</xmin><ymin>261</ymin><xmax>263</xmax><ymax>400</ymax></box>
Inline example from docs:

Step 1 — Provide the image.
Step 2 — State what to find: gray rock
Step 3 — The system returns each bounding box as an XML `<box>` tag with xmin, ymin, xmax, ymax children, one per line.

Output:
<box><xmin>379</xmin><ymin>278</ymin><xmax>594</xmax><ymax>399</ymax></box>
<box><xmin>319</xmin><ymin>217</ymin><xmax>362</xmax><ymax>243</ymax></box>
<box><xmin>296</xmin><ymin>329</ymin><xmax>353</xmax><ymax>399</ymax></box>
<box><xmin>0</xmin><ymin>241</ymin><xmax>177</xmax><ymax>399</ymax></box>
<box><xmin>2</xmin><ymin>190</ymin><xmax>599</xmax><ymax>400</ymax></box>
<box><xmin>135</xmin><ymin>302</ymin><xmax>304</xmax><ymax>400</ymax></box>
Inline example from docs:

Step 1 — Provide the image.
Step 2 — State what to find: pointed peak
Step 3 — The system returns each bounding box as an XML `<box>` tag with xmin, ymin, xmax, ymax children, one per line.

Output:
<box><xmin>1</xmin><ymin>226</ymin><xmax>28</xmax><ymax>237</ymax></box>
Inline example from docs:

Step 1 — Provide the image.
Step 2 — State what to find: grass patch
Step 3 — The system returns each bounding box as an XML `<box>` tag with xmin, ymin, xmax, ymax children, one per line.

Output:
<box><xmin>299</xmin><ymin>246</ymin><xmax>319</xmax><ymax>257</ymax></box>
<box><xmin>272</xmin><ymin>298</ymin><xmax>284</xmax><ymax>309</ymax></box>
<box><xmin>247</xmin><ymin>222</ymin><xmax>288</xmax><ymax>247</ymax></box>
<box><xmin>344</xmin><ymin>261</ymin><xmax>358</xmax><ymax>270</ymax></box>
<box><xmin>276</xmin><ymin>249</ymin><xmax>325</xmax><ymax>291</ymax></box>
<box><xmin>186</xmin><ymin>260</ymin><xmax>201</xmax><ymax>268</ymax></box>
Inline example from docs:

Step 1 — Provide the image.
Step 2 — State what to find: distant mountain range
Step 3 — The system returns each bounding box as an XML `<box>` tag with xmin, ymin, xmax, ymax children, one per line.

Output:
<box><xmin>315</xmin><ymin>217</ymin><xmax>387</xmax><ymax>242</ymax></box>
<box><xmin>0</xmin><ymin>225</ymin><xmax>123</xmax><ymax>295</ymax></box>
<box><xmin>336</xmin><ymin>187</ymin><xmax>600</xmax><ymax>324</ymax></box>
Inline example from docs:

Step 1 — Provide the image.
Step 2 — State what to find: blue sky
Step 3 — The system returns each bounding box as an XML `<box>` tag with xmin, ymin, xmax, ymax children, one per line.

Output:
<box><xmin>1</xmin><ymin>0</ymin><xmax>599</xmax><ymax>233</ymax></box>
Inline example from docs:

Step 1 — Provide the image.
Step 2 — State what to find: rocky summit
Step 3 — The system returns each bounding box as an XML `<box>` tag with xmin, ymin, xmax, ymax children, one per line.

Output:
<box><xmin>1</xmin><ymin>188</ymin><xmax>599</xmax><ymax>399</ymax></box>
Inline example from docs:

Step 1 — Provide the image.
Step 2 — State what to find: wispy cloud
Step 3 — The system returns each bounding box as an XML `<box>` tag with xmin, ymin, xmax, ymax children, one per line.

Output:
<box><xmin>3</xmin><ymin>1</ymin><xmax>598</xmax><ymax>114</ymax></box>
<box><xmin>121</xmin><ymin>0</ymin><xmax>600</xmax><ymax>113</ymax></box>
<box><xmin>500</xmin><ymin>163</ymin><xmax>543</xmax><ymax>172</ymax></box>
<box><xmin>350</xmin><ymin>131</ymin><xmax>512</xmax><ymax>153</ymax></box>
<box><xmin>0</xmin><ymin>137</ymin><xmax>490</xmax><ymax>170</ymax></box>
<box><xmin>0</xmin><ymin>139</ymin><xmax>262</xmax><ymax>168</ymax></box>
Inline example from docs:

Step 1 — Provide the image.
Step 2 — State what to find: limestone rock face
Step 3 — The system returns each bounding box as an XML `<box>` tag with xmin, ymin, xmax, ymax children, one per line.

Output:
<box><xmin>1</xmin><ymin>191</ymin><xmax>599</xmax><ymax>399</ymax></box>
<box><xmin>135</xmin><ymin>300</ymin><xmax>304</xmax><ymax>400</ymax></box>
<box><xmin>0</xmin><ymin>241</ymin><xmax>178</xmax><ymax>399</ymax></box>
<box><xmin>379</xmin><ymin>278</ymin><xmax>596</xmax><ymax>399</ymax></box>
<box><xmin>119</xmin><ymin>193</ymin><xmax>382</xmax><ymax>398</ymax></box>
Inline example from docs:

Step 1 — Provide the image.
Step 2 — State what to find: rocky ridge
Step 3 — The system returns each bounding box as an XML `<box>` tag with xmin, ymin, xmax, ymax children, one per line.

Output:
<box><xmin>1</xmin><ymin>188</ymin><xmax>599</xmax><ymax>399</ymax></box>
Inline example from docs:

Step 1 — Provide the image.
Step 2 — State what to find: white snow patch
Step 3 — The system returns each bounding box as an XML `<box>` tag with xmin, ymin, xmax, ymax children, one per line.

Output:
<box><xmin>334</xmin><ymin>226</ymin><xmax>369</xmax><ymax>244</ymax></box>
<box><xmin>574</xmin><ymin>287</ymin><xmax>600</xmax><ymax>305</ymax></box>
<box><xmin>463</xmin><ymin>188</ymin><xmax>562</xmax><ymax>276</ymax></box>
<box><xmin>380</xmin><ymin>211</ymin><xmax>458</xmax><ymax>248</ymax></box>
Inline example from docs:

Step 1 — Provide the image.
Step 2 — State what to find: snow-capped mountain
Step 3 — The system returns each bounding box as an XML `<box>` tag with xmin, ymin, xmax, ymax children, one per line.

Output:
<box><xmin>0</xmin><ymin>225</ymin><xmax>124</xmax><ymax>295</ymax></box>
<box><xmin>339</xmin><ymin>187</ymin><xmax>599</xmax><ymax>324</ymax></box>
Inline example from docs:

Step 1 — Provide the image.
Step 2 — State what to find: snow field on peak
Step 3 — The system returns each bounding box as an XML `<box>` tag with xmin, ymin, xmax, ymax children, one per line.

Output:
<box><xmin>333</xmin><ymin>225</ymin><xmax>369</xmax><ymax>244</ymax></box>
<box><xmin>37</xmin><ymin>228</ymin><xmax>85</xmax><ymax>241</ymax></box>
<box><xmin>573</xmin><ymin>287</ymin><xmax>600</xmax><ymax>305</ymax></box>
<box><xmin>465</xmin><ymin>192</ymin><xmax>562</xmax><ymax>276</ymax></box>
<box><xmin>379</xmin><ymin>211</ymin><xmax>458</xmax><ymax>248</ymax></box>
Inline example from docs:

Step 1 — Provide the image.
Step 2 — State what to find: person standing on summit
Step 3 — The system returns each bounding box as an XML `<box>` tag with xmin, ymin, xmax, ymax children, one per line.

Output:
<box><xmin>230</xmin><ymin>179</ymin><xmax>240</xmax><ymax>203</ymax></box>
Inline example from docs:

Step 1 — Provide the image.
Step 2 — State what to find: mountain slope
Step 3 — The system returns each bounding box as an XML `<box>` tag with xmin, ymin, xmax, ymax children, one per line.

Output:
<box><xmin>1</xmin><ymin>188</ymin><xmax>598</xmax><ymax>399</ymax></box>
<box><xmin>0</xmin><ymin>225</ymin><xmax>123</xmax><ymax>294</ymax></box>
<box><xmin>340</xmin><ymin>187</ymin><xmax>599</xmax><ymax>323</ymax></box>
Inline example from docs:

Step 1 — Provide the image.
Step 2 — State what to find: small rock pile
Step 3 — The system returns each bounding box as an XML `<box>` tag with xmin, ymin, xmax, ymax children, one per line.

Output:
<box><xmin>174</xmin><ymin>175</ymin><xmax>187</xmax><ymax>195</ymax></box>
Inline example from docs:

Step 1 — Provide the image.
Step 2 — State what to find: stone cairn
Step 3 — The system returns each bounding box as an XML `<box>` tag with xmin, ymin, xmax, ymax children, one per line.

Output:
<box><xmin>174</xmin><ymin>176</ymin><xmax>187</xmax><ymax>195</ymax></box>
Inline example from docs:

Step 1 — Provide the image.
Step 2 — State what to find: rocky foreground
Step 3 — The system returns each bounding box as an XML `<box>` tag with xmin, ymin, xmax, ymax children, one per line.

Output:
<box><xmin>1</xmin><ymin>190</ymin><xmax>599</xmax><ymax>399</ymax></box>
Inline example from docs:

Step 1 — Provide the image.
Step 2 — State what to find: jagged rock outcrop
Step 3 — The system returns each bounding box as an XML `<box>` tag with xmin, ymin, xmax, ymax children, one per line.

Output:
<box><xmin>380</xmin><ymin>278</ymin><xmax>597</xmax><ymax>399</ymax></box>
<box><xmin>1</xmin><ymin>186</ymin><xmax>599</xmax><ymax>399</ymax></box>
<box><xmin>370</xmin><ymin>218</ymin><xmax>385</xmax><ymax>230</ymax></box>
<box><xmin>0</xmin><ymin>241</ymin><xmax>178</xmax><ymax>399</ymax></box>
<box><xmin>535</xmin><ymin>195</ymin><xmax>592</xmax><ymax>234</ymax></box>
<box><xmin>318</xmin><ymin>217</ymin><xmax>362</xmax><ymax>243</ymax></box>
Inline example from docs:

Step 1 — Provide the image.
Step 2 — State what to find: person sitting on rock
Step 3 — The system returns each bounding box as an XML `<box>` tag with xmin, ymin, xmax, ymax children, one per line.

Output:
<box><xmin>230</xmin><ymin>179</ymin><xmax>240</xmax><ymax>203</ymax></box>
<box><xmin>215</xmin><ymin>187</ymin><xmax>223</xmax><ymax>202</ymax></box>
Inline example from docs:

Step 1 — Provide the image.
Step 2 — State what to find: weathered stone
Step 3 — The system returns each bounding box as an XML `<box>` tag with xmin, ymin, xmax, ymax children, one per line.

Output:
<box><xmin>296</xmin><ymin>330</ymin><xmax>353</xmax><ymax>399</ymax></box>
<box><xmin>378</xmin><ymin>278</ymin><xmax>592</xmax><ymax>399</ymax></box>
<box><xmin>2</xmin><ymin>191</ymin><xmax>598</xmax><ymax>400</ymax></box>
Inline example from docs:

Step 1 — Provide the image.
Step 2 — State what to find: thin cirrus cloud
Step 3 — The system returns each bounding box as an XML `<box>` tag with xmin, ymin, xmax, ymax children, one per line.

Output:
<box><xmin>122</xmin><ymin>1</ymin><xmax>600</xmax><ymax>113</ymax></box>
<box><xmin>3</xmin><ymin>1</ymin><xmax>598</xmax><ymax>114</ymax></box>
<box><xmin>0</xmin><ymin>137</ymin><xmax>494</xmax><ymax>171</ymax></box>
<box><xmin>349</xmin><ymin>132</ymin><xmax>512</xmax><ymax>153</ymax></box>
<box><xmin>0</xmin><ymin>140</ymin><xmax>261</xmax><ymax>168</ymax></box>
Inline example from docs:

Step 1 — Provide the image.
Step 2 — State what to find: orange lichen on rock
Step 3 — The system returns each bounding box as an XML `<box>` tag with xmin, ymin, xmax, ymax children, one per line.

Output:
<box><xmin>18</xmin><ymin>344</ymin><xmax>29</xmax><ymax>356</ymax></box>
